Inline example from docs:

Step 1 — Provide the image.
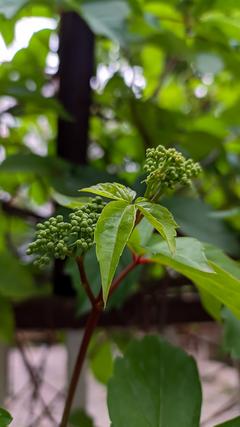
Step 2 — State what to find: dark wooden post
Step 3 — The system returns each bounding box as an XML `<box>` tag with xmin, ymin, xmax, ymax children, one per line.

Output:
<box><xmin>55</xmin><ymin>12</ymin><xmax>94</xmax><ymax>295</ymax></box>
<box><xmin>57</xmin><ymin>12</ymin><xmax>94</xmax><ymax>164</ymax></box>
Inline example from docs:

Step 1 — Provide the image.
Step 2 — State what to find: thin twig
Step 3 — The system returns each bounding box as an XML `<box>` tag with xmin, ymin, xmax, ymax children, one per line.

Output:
<box><xmin>76</xmin><ymin>256</ymin><xmax>96</xmax><ymax>306</ymax></box>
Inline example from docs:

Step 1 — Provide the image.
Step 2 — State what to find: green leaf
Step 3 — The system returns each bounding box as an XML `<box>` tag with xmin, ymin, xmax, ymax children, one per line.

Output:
<box><xmin>198</xmin><ymin>289</ymin><xmax>222</xmax><ymax>321</ymax></box>
<box><xmin>0</xmin><ymin>252</ymin><xmax>36</xmax><ymax>300</ymax></box>
<box><xmin>51</xmin><ymin>189</ymin><xmax>91</xmax><ymax>209</ymax></box>
<box><xmin>136</xmin><ymin>201</ymin><xmax>177</xmax><ymax>253</ymax></box>
<box><xmin>0</xmin><ymin>0</ymin><xmax>27</xmax><ymax>18</ymax></box>
<box><xmin>95</xmin><ymin>200</ymin><xmax>136</xmax><ymax>305</ymax></box>
<box><xmin>128</xmin><ymin>217</ymin><xmax>153</xmax><ymax>254</ymax></box>
<box><xmin>163</xmin><ymin>197</ymin><xmax>239</xmax><ymax>256</ymax></box>
<box><xmin>0</xmin><ymin>408</ymin><xmax>12</xmax><ymax>427</ymax></box>
<box><xmin>147</xmin><ymin>236</ymin><xmax>212</xmax><ymax>273</ymax></box>
<box><xmin>108</xmin><ymin>336</ymin><xmax>202</xmax><ymax>427</ymax></box>
<box><xmin>222</xmin><ymin>307</ymin><xmax>240</xmax><ymax>360</ymax></box>
<box><xmin>0</xmin><ymin>299</ymin><xmax>14</xmax><ymax>344</ymax></box>
<box><xmin>148</xmin><ymin>238</ymin><xmax>240</xmax><ymax>318</ymax></box>
<box><xmin>81</xmin><ymin>0</ymin><xmax>130</xmax><ymax>44</ymax></box>
<box><xmin>90</xmin><ymin>340</ymin><xmax>113</xmax><ymax>385</ymax></box>
<box><xmin>69</xmin><ymin>409</ymin><xmax>95</xmax><ymax>427</ymax></box>
<box><xmin>80</xmin><ymin>182</ymin><xmax>136</xmax><ymax>202</ymax></box>
<box><xmin>215</xmin><ymin>417</ymin><xmax>240</xmax><ymax>427</ymax></box>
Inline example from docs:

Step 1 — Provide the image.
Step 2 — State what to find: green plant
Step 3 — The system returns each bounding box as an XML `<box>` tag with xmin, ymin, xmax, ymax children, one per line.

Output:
<box><xmin>12</xmin><ymin>145</ymin><xmax>238</xmax><ymax>427</ymax></box>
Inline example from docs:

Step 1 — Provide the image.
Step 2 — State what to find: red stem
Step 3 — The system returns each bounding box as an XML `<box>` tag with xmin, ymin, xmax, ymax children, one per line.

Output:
<box><xmin>59</xmin><ymin>303</ymin><xmax>102</xmax><ymax>427</ymax></box>
<box><xmin>59</xmin><ymin>253</ymin><xmax>144</xmax><ymax>427</ymax></box>
<box><xmin>76</xmin><ymin>255</ymin><xmax>96</xmax><ymax>306</ymax></box>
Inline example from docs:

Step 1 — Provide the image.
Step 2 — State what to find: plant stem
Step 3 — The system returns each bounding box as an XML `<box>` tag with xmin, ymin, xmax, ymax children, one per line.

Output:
<box><xmin>76</xmin><ymin>255</ymin><xmax>96</xmax><ymax>306</ymax></box>
<box><xmin>59</xmin><ymin>255</ymin><xmax>143</xmax><ymax>427</ymax></box>
<box><xmin>59</xmin><ymin>302</ymin><xmax>102</xmax><ymax>427</ymax></box>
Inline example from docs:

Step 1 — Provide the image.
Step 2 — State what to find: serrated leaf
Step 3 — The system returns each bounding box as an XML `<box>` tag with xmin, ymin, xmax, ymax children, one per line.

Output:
<box><xmin>136</xmin><ymin>201</ymin><xmax>177</xmax><ymax>253</ymax></box>
<box><xmin>108</xmin><ymin>336</ymin><xmax>202</xmax><ymax>427</ymax></box>
<box><xmin>148</xmin><ymin>238</ymin><xmax>240</xmax><ymax>319</ymax></box>
<box><xmin>80</xmin><ymin>182</ymin><xmax>136</xmax><ymax>202</ymax></box>
<box><xmin>146</xmin><ymin>236</ymin><xmax>212</xmax><ymax>273</ymax></box>
<box><xmin>215</xmin><ymin>417</ymin><xmax>240</xmax><ymax>427</ymax></box>
<box><xmin>0</xmin><ymin>408</ymin><xmax>12</xmax><ymax>427</ymax></box>
<box><xmin>95</xmin><ymin>200</ymin><xmax>136</xmax><ymax>305</ymax></box>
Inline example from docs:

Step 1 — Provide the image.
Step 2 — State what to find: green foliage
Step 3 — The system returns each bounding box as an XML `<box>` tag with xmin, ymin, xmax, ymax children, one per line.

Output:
<box><xmin>0</xmin><ymin>409</ymin><xmax>12</xmax><ymax>427</ymax></box>
<box><xmin>95</xmin><ymin>200</ymin><xmax>136</xmax><ymax>305</ymax></box>
<box><xmin>69</xmin><ymin>409</ymin><xmax>95</xmax><ymax>427</ymax></box>
<box><xmin>108</xmin><ymin>336</ymin><xmax>202</xmax><ymax>427</ymax></box>
<box><xmin>90</xmin><ymin>337</ymin><xmax>114</xmax><ymax>384</ymax></box>
<box><xmin>145</xmin><ymin>236</ymin><xmax>240</xmax><ymax>318</ymax></box>
<box><xmin>215</xmin><ymin>418</ymin><xmax>240</xmax><ymax>427</ymax></box>
<box><xmin>80</xmin><ymin>182</ymin><xmax>136</xmax><ymax>202</ymax></box>
<box><xmin>222</xmin><ymin>307</ymin><xmax>240</xmax><ymax>360</ymax></box>
<box><xmin>136</xmin><ymin>200</ymin><xmax>177</xmax><ymax>253</ymax></box>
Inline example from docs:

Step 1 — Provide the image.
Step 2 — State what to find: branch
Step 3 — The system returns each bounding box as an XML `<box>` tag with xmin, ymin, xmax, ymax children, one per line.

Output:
<box><xmin>75</xmin><ymin>256</ymin><xmax>96</xmax><ymax>306</ymax></box>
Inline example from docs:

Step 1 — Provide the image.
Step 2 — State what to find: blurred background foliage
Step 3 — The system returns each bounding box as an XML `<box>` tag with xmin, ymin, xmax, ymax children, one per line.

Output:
<box><xmin>0</xmin><ymin>0</ymin><xmax>240</xmax><ymax>341</ymax></box>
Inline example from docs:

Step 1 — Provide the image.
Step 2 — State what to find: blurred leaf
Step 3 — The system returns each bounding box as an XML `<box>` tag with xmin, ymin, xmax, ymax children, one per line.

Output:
<box><xmin>0</xmin><ymin>408</ymin><xmax>12</xmax><ymax>427</ymax></box>
<box><xmin>0</xmin><ymin>298</ymin><xmax>14</xmax><ymax>343</ymax></box>
<box><xmin>51</xmin><ymin>190</ymin><xmax>90</xmax><ymax>209</ymax></box>
<box><xmin>69</xmin><ymin>409</ymin><xmax>95</xmax><ymax>427</ymax></box>
<box><xmin>222</xmin><ymin>307</ymin><xmax>240</xmax><ymax>360</ymax></box>
<box><xmin>75</xmin><ymin>0</ymin><xmax>130</xmax><ymax>44</ymax></box>
<box><xmin>164</xmin><ymin>197</ymin><xmax>240</xmax><ymax>256</ymax></box>
<box><xmin>108</xmin><ymin>336</ymin><xmax>202</xmax><ymax>427</ymax></box>
<box><xmin>90</xmin><ymin>340</ymin><xmax>113</xmax><ymax>384</ymax></box>
<box><xmin>215</xmin><ymin>417</ymin><xmax>240</xmax><ymax>427</ymax></box>
<box><xmin>0</xmin><ymin>0</ymin><xmax>27</xmax><ymax>18</ymax></box>
<box><xmin>147</xmin><ymin>237</ymin><xmax>240</xmax><ymax>318</ymax></box>
<box><xmin>0</xmin><ymin>252</ymin><xmax>36</xmax><ymax>299</ymax></box>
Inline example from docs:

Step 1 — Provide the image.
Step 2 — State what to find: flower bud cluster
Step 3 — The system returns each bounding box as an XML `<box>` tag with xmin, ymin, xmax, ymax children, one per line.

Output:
<box><xmin>27</xmin><ymin>196</ymin><xmax>105</xmax><ymax>268</ymax></box>
<box><xmin>144</xmin><ymin>145</ymin><xmax>201</xmax><ymax>195</ymax></box>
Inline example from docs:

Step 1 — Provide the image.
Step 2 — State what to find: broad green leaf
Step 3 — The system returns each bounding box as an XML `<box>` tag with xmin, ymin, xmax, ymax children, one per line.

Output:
<box><xmin>108</xmin><ymin>336</ymin><xmax>202</xmax><ymax>427</ymax></box>
<box><xmin>0</xmin><ymin>299</ymin><xmax>14</xmax><ymax>343</ymax></box>
<box><xmin>0</xmin><ymin>408</ymin><xmax>12</xmax><ymax>427</ymax></box>
<box><xmin>163</xmin><ymin>197</ymin><xmax>239</xmax><ymax>256</ymax></box>
<box><xmin>146</xmin><ymin>236</ymin><xmax>212</xmax><ymax>273</ymax></box>
<box><xmin>0</xmin><ymin>0</ymin><xmax>27</xmax><ymax>18</ymax></box>
<box><xmin>80</xmin><ymin>182</ymin><xmax>136</xmax><ymax>202</ymax></box>
<box><xmin>198</xmin><ymin>289</ymin><xmax>221</xmax><ymax>321</ymax></box>
<box><xmin>215</xmin><ymin>417</ymin><xmax>240</xmax><ymax>427</ymax></box>
<box><xmin>51</xmin><ymin>189</ymin><xmax>90</xmax><ymax>209</ymax></box>
<box><xmin>222</xmin><ymin>307</ymin><xmax>240</xmax><ymax>360</ymax></box>
<box><xmin>136</xmin><ymin>201</ymin><xmax>177</xmax><ymax>253</ymax></box>
<box><xmin>147</xmin><ymin>238</ymin><xmax>240</xmax><ymax>318</ymax></box>
<box><xmin>81</xmin><ymin>0</ymin><xmax>130</xmax><ymax>44</ymax></box>
<box><xmin>128</xmin><ymin>217</ymin><xmax>153</xmax><ymax>254</ymax></box>
<box><xmin>0</xmin><ymin>252</ymin><xmax>36</xmax><ymax>300</ymax></box>
<box><xmin>69</xmin><ymin>409</ymin><xmax>95</xmax><ymax>427</ymax></box>
<box><xmin>95</xmin><ymin>200</ymin><xmax>136</xmax><ymax>305</ymax></box>
<box><xmin>90</xmin><ymin>340</ymin><xmax>113</xmax><ymax>385</ymax></box>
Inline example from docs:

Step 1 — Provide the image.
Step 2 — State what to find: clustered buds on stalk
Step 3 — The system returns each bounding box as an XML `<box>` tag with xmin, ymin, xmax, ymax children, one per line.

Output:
<box><xmin>144</xmin><ymin>145</ymin><xmax>201</xmax><ymax>199</ymax></box>
<box><xmin>27</xmin><ymin>196</ymin><xmax>105</xmax><ymax>267</ymax></box>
